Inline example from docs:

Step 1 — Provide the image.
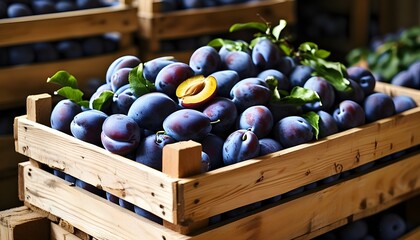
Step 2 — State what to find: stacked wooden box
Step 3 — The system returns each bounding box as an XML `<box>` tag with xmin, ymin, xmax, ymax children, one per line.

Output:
<box><xmin>8</xmin><ymin>81</ymin><xmax>420</xmax><ymax>239</ymax></box>
<box><xmin>137</xmin><ymin>0</ymin><xmax>296</xmax><ymax>63</ymax></box>
<box><xmin>0</xmin><ymin>0</ymin><xmax>139</xmax><ymax>211</ymax></box>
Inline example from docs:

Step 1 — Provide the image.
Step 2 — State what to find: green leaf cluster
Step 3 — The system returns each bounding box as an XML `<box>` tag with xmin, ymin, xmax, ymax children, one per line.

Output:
<box><xmin>346</xmin><ymin>26</ymin><xmax>420</xmax><ymax>82</ymax></box>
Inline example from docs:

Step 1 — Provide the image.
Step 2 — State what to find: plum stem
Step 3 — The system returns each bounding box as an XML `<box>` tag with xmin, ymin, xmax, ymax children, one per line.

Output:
<box><xmin>210</xmin><ymin>119</ymin><xmax>221</xmax><ymax>125</ymax></box>
<box><xmin>155</xmin><ymin>130</ymin><xmax>166</xmax><ymax>143</ymax></box>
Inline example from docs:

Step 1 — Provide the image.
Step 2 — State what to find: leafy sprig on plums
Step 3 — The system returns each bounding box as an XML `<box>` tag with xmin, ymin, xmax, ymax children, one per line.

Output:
<box><xmin>47</xmin><ymin>70</ymin><xmax>89</xmax><ymax>108</ymax></box>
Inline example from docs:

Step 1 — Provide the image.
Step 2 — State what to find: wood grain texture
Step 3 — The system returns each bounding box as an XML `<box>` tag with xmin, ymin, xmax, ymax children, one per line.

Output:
<box><xmin>0</xmin><ymin>6</ymin><xmax>138</xmax><ymax>47</ymax></box>
<box><xmin>15</xmin><ymin>117</ymin><xmax>178</xmax><ymax>223</ymax></box>
<box><xmin>20</xmin><ymin>162</ymin><xmax>189</xmax><ymax>240</ymax></box>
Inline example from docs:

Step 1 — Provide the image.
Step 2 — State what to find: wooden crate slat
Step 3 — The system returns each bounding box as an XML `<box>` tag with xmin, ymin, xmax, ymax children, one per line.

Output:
<box><xmin>137</xmin><ymin>0</ymin><xmax>295</xmax><ymax>51</ymax></box>
<box><xmin>189</xmin><ymin>153</ymin><xmax>420</xmax><ymax>240</ymax></box>
<box><xmin>19</xmin><ymin>162</ymin><xmax>189</xmax><ymax>240</ymax></box>
<box><xmin>178</xmin><ymin>104</ymin><xmax>420</xmax><ymax>222</ymax></box>
<box><xmin>0</xmin><ymin>46</ymin><xmax>138</xmax><ymax>109</ymax></box>
<box><xmin>400</xmin><ymin>226</ymin><xmax>420</xmax><ymax>240</ymax></box>
<box><xmin>0</xmin><ymin>6</ymin><xmax>138</xmax><ymax>46</ymax></box>
<box><xmin>14</xmin><ymin>116</ymin><xmax>177</xmax><ymax>223</ymax></box>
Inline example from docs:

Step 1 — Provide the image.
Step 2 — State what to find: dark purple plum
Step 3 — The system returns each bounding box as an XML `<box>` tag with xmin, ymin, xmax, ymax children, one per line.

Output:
<box><xmin>82</xmin><ymin>36</ymin><xmax>105</xmax><ymax>56</ymax></box>
<box><xmin>110</xmin><ymin>67</ymin><xmax>131</xmax><ymax>92</ymax></box>
<box><xmin>277</xmin><ymin>56</ymin><xmax>297</xmax><ymax>76</ymax></box>
<box><xmin>258</xmin><ymin>138</ymin><xmax>283</xmax><ymax>156</ymax></box>
<box><xmin>222</xmin><ymin>129</ymin><xmax>260</xmax><ymax>165</ymax></box>
<box><xmin>319</xmin><ymin>173</ymin><xmax>341</xmax><ymax>184</ymax></box>
<box><xmin>210</xmin><ymin>70</ymin><xmax>240</xmax><ymax>98</ymax></box>
<box><xmin>31</xmin><ymin>0</ymin><xmax>55</xmax><ymax>14</ymax></box>
<box><xmin>135</xmin><ymin>132</ymin><xmax>176</xmax><ymax>171</ymax></box>
<box><xmin>391</xmin><ymin>70</ymin><xmax>418</xmax><ymax>89</ymax></box>
<box><xmin>127</xmin><ymin>92</ymin><xmax>179</xmax><ymax>132</ymax></box>
<box><xmin>106</xmin><ymin>55</ymin><xmax>141</xmax><ymax>84</ymax></box>
<box><xmin>258</xmin><ymin>69</ymin><xmax>290</xmax><ymax>92</ymax></box>
<box><xmin>55</xmin><ymin>0</ymin><xmax>77</xmax><ymax>11</ymax></box>
<box><xmin>230</xmin><ymin>77</ymin><xmax>271</xmax><ymax>112</ymax></box>
<box><xmin>101</xmin><ymin>114</ymin><xmax>141</xmax><ymax>155</ymax></box>
<box><xmin>237</xmin><ymin>105</ymin><xmax>273</xmax><ymax>138</ymax></box>
<box><xmin>89</xmin><ymin>83</ymin><xmax>113</xmax><ymax>114</ymax></box>
<box><xmin>75</xmin><ymin>179</ymin><xmax>105</xmax><ymax>198</ymax></box>
<box><xmin>70</xmin><ymin>109</ymin><xmax>108</xmax><ymax>146</ymax></box>
<box><xmin>333</xmin><ymin>100</ymin><xmax>366</xmax><ymax>131</ymax></box>
<box><xmin>377</xmin><ymin>213</ymin><xmax>407</xmax><ymax>240</ymax></box>
<box><xmin>392</xmin><ymin>95</ymin><xmax>417</xmax><ymax>113</ymax></box>
<box><xmin>317</xmin><ymin>110</ymin><xmax>338</xmax><ymax>138</ymax></box>
<box><xmin>143</xmin><ymin>56</ymin><xmax>177</xmax><ymax>83</ymax></box>
<box><xmin>337</xmin><ymin>219</ymin><xmax>368</xmax><ymax>240</ymax></box>
<box><xmin>202</xmin><ymin>97</ymin><xmax>237</xmax><ymax>136</ymax></box>
<box><xmin>201</xmin><ymin>151</ymin><xmax>211</xmax><ymax>173</ymax></box>
<box><xmin>119</xmin><ymin>198</ymin><xmax>134</xmax><ymax>211</ymax></box>
<box><xmin>252</xmin><ymin>38</ymin><xmax>281</xmax><ymax>71</ymax></box>
<box><xmin>155</xmin><ymin>62</ymin><xmax>195</xmax><ymax>98</ymax></box>
<box><xmin>283</xmin><ymin>186</ymin><xmax>304</xmax><ymax>198</ymax></box>
<box><xmin>102</xmin><ymin>33</ymin><xmax>120</xmax><ymax>53</ymax></box>
<box><xmin>222</xmin><ymin>201</ymin><xmax>262</xmax><ymax>219</ymax></box>
<box><xmin>408</xmin><ymin>60</ymin><xmax>420</xmax><ymax>88</ymax></box>
<box><xmin>363</xmin><ymin>92</ymin><xmax>395</xmax><ymax>122</ymax></box>
<box><xmin>111</xmin><ymin>84</ymin><xmax>137</xmax><ymax>115</ymax></box>
<box><xmin>189</xmin><ymin>46</ymin><xmax>221</xmax><ymax>76</ymax></box>
<box><xmin>163</xmin><ymin>109</ymin><xmax>212</xmax><ymax>142</ymax></box>
<box><xmin>347</xmin><ymin>66</ymin><xmax>376</xmax><ymax>96</ymax></box>
<box><xmin>56</xmin><ymin>40</ymin><xmax>83</xmax><ymax>59</ymax></box>
<box><xmin>7</xmin><ymin>3</ymin><xmax>32</xmax><ymax>17</ymax></box>
<box><xmin>303</xmin><ymin>76</ymin><xmax>335</xmax><ymax>112</ymax></box>
<box><xmin>76</xmin><ymin>0</ymin><xmax>101</xmax><ymax>9</ymax></box>
<box><xmin>273</xmin><ymin>116</ymin><xmax>314</xmax><ymax>148</ymax></box>
<box><xmin>33</xmin><ymin>42</ymin><xmax>59</xmax><ymax>62</ymax></box>
<box><xmin>50</xmin><ymin>99</ymin><xmax>82</xmax><ymax>135</ymax></box>
<box><xmin>8</xmin><ymin>44</ymin><xmax>35</xmax><ymax>65</ymax></box>
<box><xmin>335</xmin><ymin>79</ymin><xmax>365</xmax><ymax>104</ymax></box>
<box><xmin>289</xmin><ymin>65</ymin><xmax>314</xmax><ymax>87</ymax></box>
<box><xmin>200</xmin><ymin>133</ymin><xmax>225</xmax><ymax>170</ymax></box>
<box><xmin>268</xmin><ymin>102</ymin><xmax>302</xmax><ymax>122</ymax></box>
<box><xmin>223</xmin><ymin>50</ymin><xmax>257</xmax><ymax>79</ymax></box>
<box><xmin>134</xmin><ymin>206</ymin><xmax>162</xmax><ymax>224</ymax></box>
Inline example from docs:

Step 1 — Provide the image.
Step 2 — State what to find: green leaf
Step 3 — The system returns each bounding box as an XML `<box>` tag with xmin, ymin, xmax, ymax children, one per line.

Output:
<box><xmin>55</xmin><ymin>86</ymin><xmax>84</xmax><ymax>103</ymax></box>
<box><xmin>229</xmin><ymin>22</ymin><xmax>267</xmax><ymax>33</ymax></box>
<box><xmin>129</xmin><ymin>63</ymin><xmax>156</xmax><ymax>97</ymax></box>
<box><xmin>302</xmin><ymin>111</ymin><xmax>320</xmax><ymax>140</ymax></box>
<box><xmin>207</xmin><ymin>38</ymin><xmax>225</xmax><ymax>48</ymax></box>
<box><xmin>279</xmin><ymin>86</ymin><xmax>320</xmax><ymax>105</ymax></box>
<box><xmin>315</xmin><ymin>49</ymin><xmax>331</xmax><ymax>59</ymax></box>
<box><xmin>299</xmin><ymin>42</ymin><xmax>318</xmax><ymax>53</ymax></box>
<box><xmin>272</xmin><ymin>19</ymin><xmax>287</xmax><ymax>40</ymax></box>
<box><xmin>279</xmin><ymin>42</ymin><xmax>292</xmax><ymax>56</ymax></box>
<box><xmin>47</xmin><ymin>70</ymin><xmax>78</xmax><ymax>89</ymax></box>
<box><xmin>91</xmin><ymin>90</ymin><xmax>114</xmax><ymax>111</ymax></box>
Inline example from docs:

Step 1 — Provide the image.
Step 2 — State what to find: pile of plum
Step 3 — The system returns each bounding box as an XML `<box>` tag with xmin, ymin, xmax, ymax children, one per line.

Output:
<box><xmin>48</xmin><ymin>21</ymin><xmax>418</xmax><ymax>223</ymax></box>
<box><xmin>0</xmin><ymin>0</ymin><xmax>116</xmax><ymax>18</ymax></box>
<box><xmin>158</xmin><ymin>0</ymin><xmax>267</xmax><ymax>12</ymax></box>
<box><xmin>0</xmin><ymin>33</ymin><xmax>120</xmax><ymax>67</ymax></box>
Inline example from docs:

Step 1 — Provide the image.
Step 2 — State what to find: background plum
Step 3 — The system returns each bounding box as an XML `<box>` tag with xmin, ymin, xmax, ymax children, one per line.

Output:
<box><xmin>377</xmin><ymin>213</ymin><xmax>407</xmax><ymax>240</ymax></box>
<box><xmin>101</xmin><ymin>114</ymin><xmax>141</xmax><ymax>155</ymax></box>
<box><xmin>333</xmin><ymin>100</ymin><xmax>365</xmax><ymax>131</ymax></box>
<box><xmin>50</xmin><ymin>99</ymin><xmax>82</xmax><ymax>135</ymax></box>
<box><xmin>82</xmin><ymin>36</ymin><xmax>105</xmax><ymax>56</ymax></box>
<box><xmin>392</xmin><ymin>95</ymin><xmax>417</xmax><ymax>113</ymax></box>
<box><xmin>7</xmin><ymin>3</ymin><xmax>32</xmax><ymax>17</ymax></box>
<box><xmin>56</xmin><ymin>40</ymin><xmax>84</xmax><ymax>59</ymax></box>
<box><xmin>337</xmin><ymin>219</ymin><xmax>369</xmax><ymax>240</ymax></box>
<box><xmin>363</xmin><ymin>92</ymin><xmax>395</xmax><ymax>122</ymax></box>
<box><xmin>55</xmin><ymin>0</ymin><xmax>77</xmax><ymax>12</ymax></box>
<box><xmin>70</xmin><ymin>109</ymin><xmax>108</xmax><ymax>146</ymax></box>
<box><xmin>31</xmin><ymin>0</ymin><xmax>55</xmax><ymax>14</ymax></box>
<box><xmin>391</xmin><ymin>70</ymin><xmax>418</xmax><ymax>89</ymax></box>
<box><xmin>237</xmin><ymin>105</ymin><xmax>274</xmax><ymax>138</ymax></box>
<box><xmin>127</xmin><ymin>92</ymin><xmax>179</xmax><ymax>132</ymax></box>
<box><xmin>273</xmin><ymin>116</ymin><xmax>314</xmax><ymax>148</ymax></box>
<box><xmin>222</xmin><ymin>129</ymin><xmax>260</xmax><ymax>165</ymax></box>
<box><xmin>163</xmin><ymin>109</ymin><xmax>212</xmax><ymax>141</ymax></box>
<box><xmin>33</xmin><ymin>42</ymin><xmax>60</xmax><ymax>62</ymax></box>
<box><xmin>8</xmin><ymin>44</ymin><xmax>35</xmax><ymax>65</ymax></box>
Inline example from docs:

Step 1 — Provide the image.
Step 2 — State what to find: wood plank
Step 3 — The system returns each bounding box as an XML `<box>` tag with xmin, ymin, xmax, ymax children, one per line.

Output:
<box><xmin>400</xmin><ymin>226</ymin><xmax>420</xmax><ymax>240</ymax></box>
<box><xmin>50</xmin><ymin>222</ymin><xmax>83</xmax><ymax>240</ymax></box>
<box><xmin>138</xmin><ymin>0</ymin><xmax>295</xmax><ymax>40</ymax></box>
<box><xmin>14</xmin><ymin>117</ymin><xmax>178</xmax><ymax>223</ymax></box>
<box><xmin>189</xmin><ymin>153</ymin><xmax>420</xmax><ymax>240</ymax></box>
<box><xmin>20</xmin><ymin>163</ymin><xmax>190</xmax><ymax>240</ymax></box>
<box><xmin>178</xmin><ymin>105</ymin><xmax>420</xmax><ymax>222</ymax></box>
<box><xmin>0</xmin><ymin>46</ymin><xmax>138</xmax><ymax>109</ymax></box>
<box><xmin>0</xmin><ymin>6</ymin><xmax>138</xmax><ymax>46</ymax></box>
<box><xmin>0</xmin><ymin>206</ymin><xmax>49</xmax><ymax>240</ymax></box>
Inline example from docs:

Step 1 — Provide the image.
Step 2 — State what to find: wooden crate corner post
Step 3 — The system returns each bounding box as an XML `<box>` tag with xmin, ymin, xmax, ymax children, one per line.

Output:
<box><xmin>162</xmin><ymin>140</ymin><xmax>209</xmax><ymax>235</ymax></box>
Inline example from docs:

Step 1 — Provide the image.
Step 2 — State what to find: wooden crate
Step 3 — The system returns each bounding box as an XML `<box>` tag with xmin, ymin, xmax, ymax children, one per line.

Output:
<box><xmin>137</xmin><ymin>0</ymin><xmax>296</xmax><ymax>62</ymax></box>
<box><xmin>12</xmin><ymin>81</ymin><xmax>420</xmax><ymax>239</ymax></box>
<box><xmin>0</xmin><ymin>2</ymin><xmax>139</xmax><ymax>109</ymax></box>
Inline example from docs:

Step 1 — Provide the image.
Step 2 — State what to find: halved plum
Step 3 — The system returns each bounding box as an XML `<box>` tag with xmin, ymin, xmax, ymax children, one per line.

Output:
<box><xmin>176</xmin><ymin>75</ymin><xmax>217</xmax><ymax>108</ymax></box>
